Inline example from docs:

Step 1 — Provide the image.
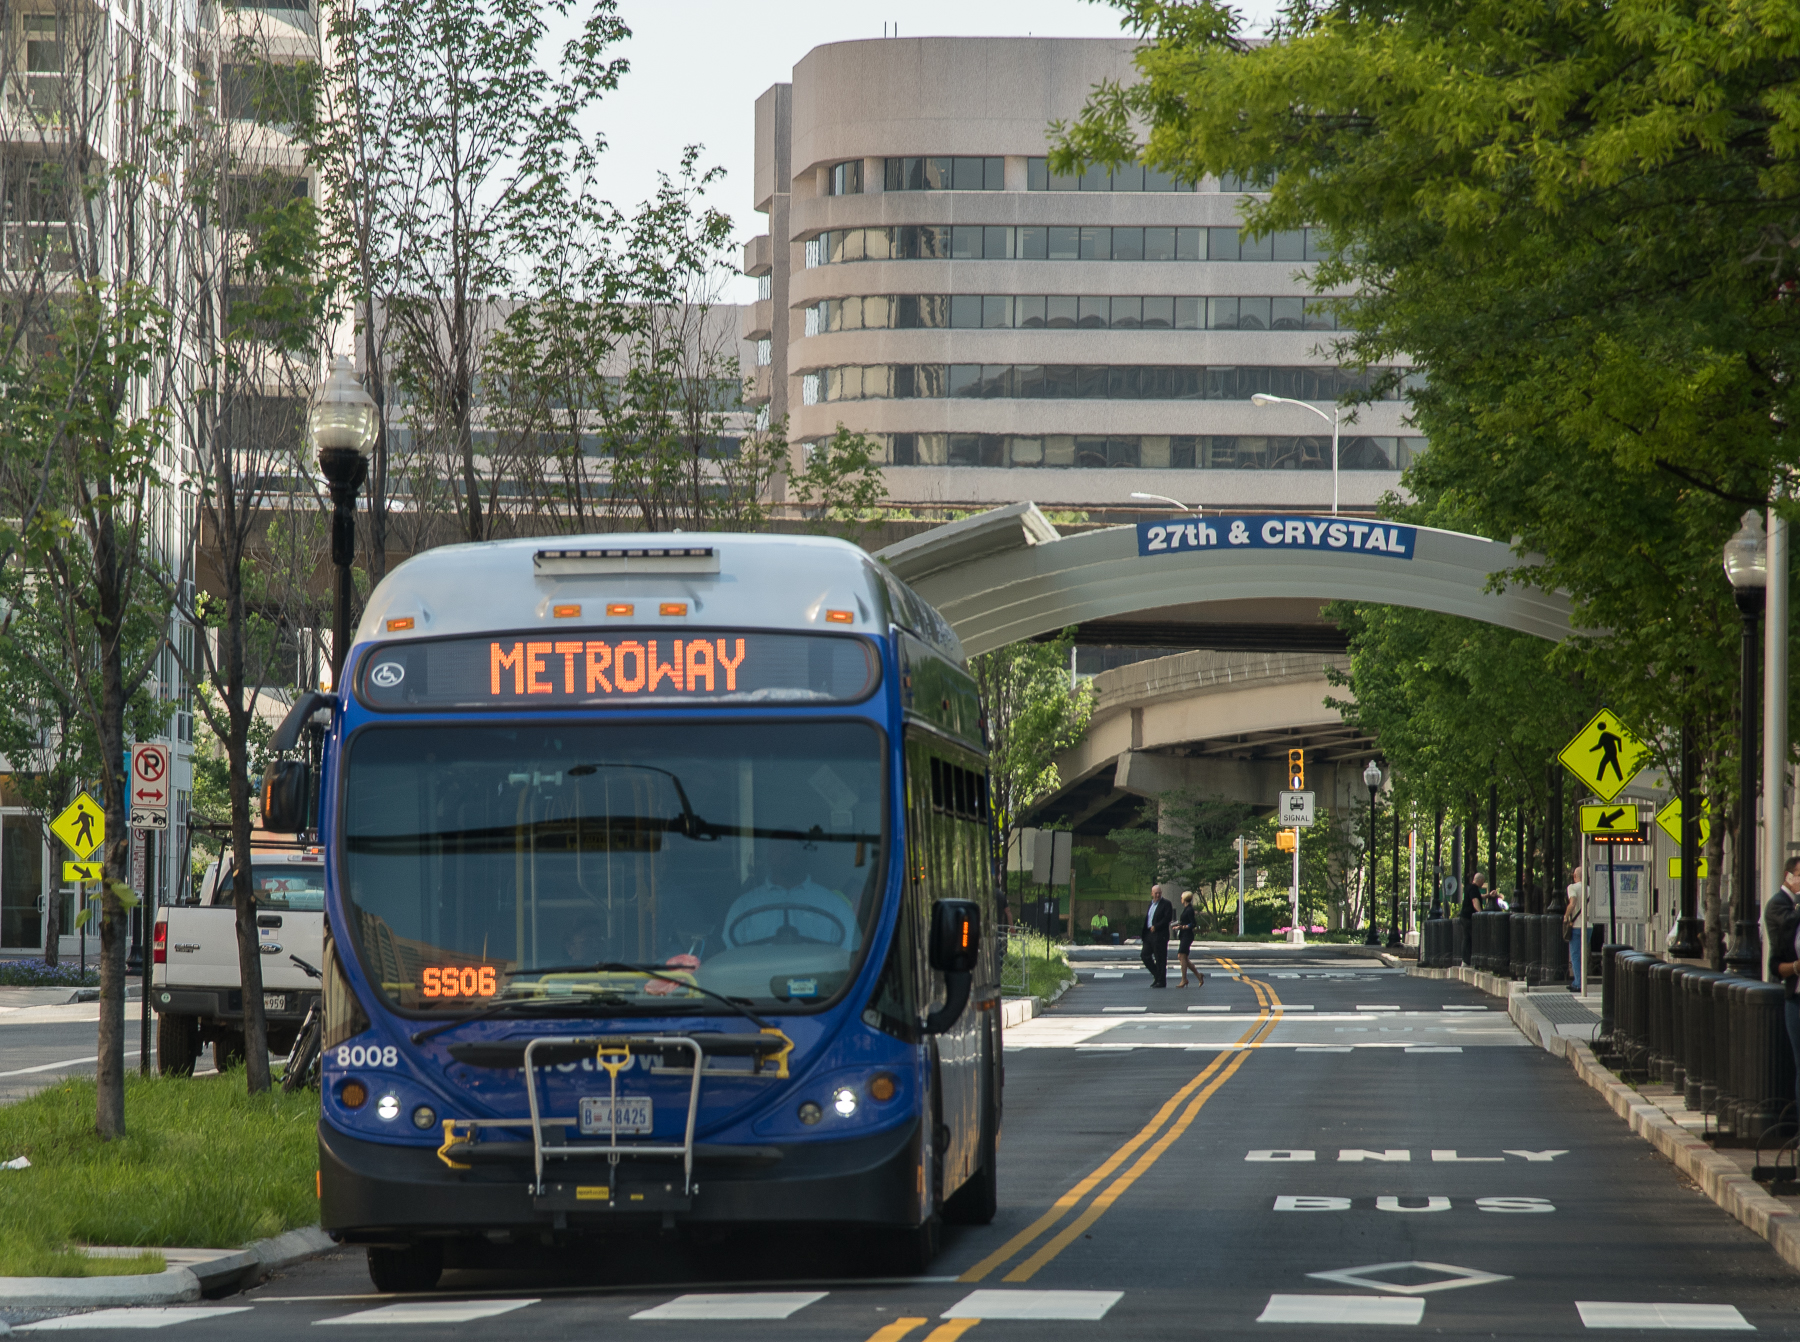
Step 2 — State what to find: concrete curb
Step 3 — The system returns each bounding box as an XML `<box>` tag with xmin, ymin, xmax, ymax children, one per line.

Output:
<box><xmin>0</xmin><ymin>1226</ymin><xmax>334</xmax><ymax>1310</ymax></box>
<box><xmin>1417</xmin><ymin>964</ymin><xmax>1800</xmax><ymax>1276</ymax></box>
<box><xmin>1000</xmin><ymin>974</ymin><xmax>1077</xmax><ymax>1029</ymax></box>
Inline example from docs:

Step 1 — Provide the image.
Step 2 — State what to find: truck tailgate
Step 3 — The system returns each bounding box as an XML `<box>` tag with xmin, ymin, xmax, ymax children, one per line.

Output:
<box><xmin>157</xmin><ymin>908</ymin><xmax>325</xmax><ymax>991</ymax></box>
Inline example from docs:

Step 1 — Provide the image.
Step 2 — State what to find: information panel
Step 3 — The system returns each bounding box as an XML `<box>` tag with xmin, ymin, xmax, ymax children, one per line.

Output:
<box><xmin>356</xmin><ymin>630</ymin><xmax>880</xmax><ymax>711</ymax></box>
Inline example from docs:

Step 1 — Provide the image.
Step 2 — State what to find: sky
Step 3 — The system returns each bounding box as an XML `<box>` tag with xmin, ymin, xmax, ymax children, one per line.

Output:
<box><xmin>578</xmin><ymin>1</ymin><xmax>1281</xmax><ymax>302</ymax></box>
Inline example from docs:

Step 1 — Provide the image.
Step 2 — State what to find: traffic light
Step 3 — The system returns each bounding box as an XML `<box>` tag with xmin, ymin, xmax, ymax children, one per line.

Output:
<box><xmin>1288</xmin><ymin>749</ymin><xmax>1305</xmax><ymax>789</ymax></box>
<box><xmin>1276</xmin><ymin>830</ymin><xmax>1297</xmax><ymax>852</ymax></box>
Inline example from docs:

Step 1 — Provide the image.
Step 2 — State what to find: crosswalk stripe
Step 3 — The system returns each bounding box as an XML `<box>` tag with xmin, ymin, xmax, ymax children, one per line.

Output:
<box><xmin>1576</xmin><ymin>1303</ymin><xmax>1753</xmax><ymax>1330</ymax></box>
<box><xmin>944</xmin><ymin>1290</ymin><xmax>1123</xmax><ymax>1320</ymax></box>
<box><xmin>19</xmin><ymin>1307</ymin><xmax>252</xmax><ymax>1331</ymax></box>
<box><xmin>315</xmin><ymin>1300</ymin><xmax>537</xmax><ymax>1325</ymax></box>
<box><xmin>630</xmin><ymin>1292</ymin><xmax>827</xmax><ymax>1320</ymax></box>
<box><xmin>1259</xmin><ymin>1294</ymin><xmax>1424</xmax><ymax>1324</ymax></box>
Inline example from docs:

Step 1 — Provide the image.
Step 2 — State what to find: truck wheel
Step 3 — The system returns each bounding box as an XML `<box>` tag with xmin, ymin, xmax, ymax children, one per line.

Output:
<box><xmin>367</xmin><ymin>1241</ymin><xmax>443</xmax><ymax>1293</ymax></box>
<box><xmin>213</xmin><ymin>1027</ymin><xmax>246</xmax><ymax>1073</ymax></box>
<box><xmin>156</xmin><ymin>1015</ymin><xmax>199</xmax><ymax>1077</ymax></box>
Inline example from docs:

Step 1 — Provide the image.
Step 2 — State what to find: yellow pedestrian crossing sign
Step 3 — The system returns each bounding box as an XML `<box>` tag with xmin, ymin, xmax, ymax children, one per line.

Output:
<box><xmin>1580</xmin><ymin>803</ymin><xmax>1644</xmax><ymax>836</ymax></box>
<box><xmin>49</xmin><ymin>792</ymin><xmax>104</xmax><ymax>860</ymax></box>
<box><xmin>61</xmin><ymin>861</ymin><xmax>102</xmax><ymax>883</ymax></box>
<box><xmin>1655</xmin><ymin>797</ymin><xmax>1712</xmax><ymax>847</ymax></box>
<box><xmin>1558</xmin><ymin>709</ymin><xmax>1651</xmax><ymax>803</ymax></box>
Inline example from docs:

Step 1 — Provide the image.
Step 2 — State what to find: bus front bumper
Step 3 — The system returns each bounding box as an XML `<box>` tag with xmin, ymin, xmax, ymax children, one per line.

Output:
<box><xmin>318</xmin><ymin>1116</ymin><xmax>922</xmax><ymax>1242</ymax></box>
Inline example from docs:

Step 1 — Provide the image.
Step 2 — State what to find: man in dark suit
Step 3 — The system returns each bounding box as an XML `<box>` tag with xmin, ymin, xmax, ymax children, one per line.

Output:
<box><xmin>1141</xmin><ymin>883</ymin><xmax>1175</xmax><ymax>988</ymax></box>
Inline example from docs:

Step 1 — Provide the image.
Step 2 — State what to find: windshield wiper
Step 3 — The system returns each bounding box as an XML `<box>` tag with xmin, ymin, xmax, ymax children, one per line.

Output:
<box><xmin>518</xmin><ymin>961</ymin><xmax>772</xmax><ymax>1030</ymax></box>
<box><xmin>409</xmin><ymin>988</ymin><xmax>631</xmax><ymax>1045</ymax></box>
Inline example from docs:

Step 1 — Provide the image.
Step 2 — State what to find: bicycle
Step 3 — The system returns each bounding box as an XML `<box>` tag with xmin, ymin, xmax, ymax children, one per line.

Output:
<box><xmin>281</xmin><ymin>955</ymin><xmax>323</xmax><ymax>1093</ymax></box>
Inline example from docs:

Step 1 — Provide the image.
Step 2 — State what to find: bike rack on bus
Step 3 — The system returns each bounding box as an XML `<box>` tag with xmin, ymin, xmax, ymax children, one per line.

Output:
<box><xmin>442</xmin><ymin>1030</ymin><xmax>793</xmax><ymax>1212</ymax></box>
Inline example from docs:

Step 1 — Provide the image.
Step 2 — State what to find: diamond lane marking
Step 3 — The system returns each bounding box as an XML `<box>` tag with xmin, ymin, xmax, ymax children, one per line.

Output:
<box><xmin>1307</xmin><ymin>1261</ymin><xmax>1513</xmax><ymax>1296</ymax></box>
<box><xmin>20</xmin><ymin>1308</ymin><xmax>253</xmax><ymax>1331</ymax></box>
<box><xmin>1576</xmin><ymin>1303</ymin><xmax>1753</xmax><ymax>1330</ymax></box>
<box><xmin>1406</xmin><ymin>1046</ymin><xmax>1464</xmax><ymax>1053</ymax></box>
<box><xmin>942</xmin><ymin>1290</ymin><xmax>1122</xmax><ymax>1320</ymax></box>
<box><xmin>1101</xmin><ymin>1006</ymin><xmax>1147</xmax><ymax>1013</ymax></box>
<box><xmin>317</xmin><ymin>1300</ymin><xmax>539</xmax><ymax>1325</ymax></box>
<box><xmin>630</xmin><ymin>1293</ymin><xmax>827</xmax><ymax>1321</ymax></box>
<box><xmin>1257</xmin><ymin>1295</ymin><xmax>1424</xmax><ymax>1325</ymax></box>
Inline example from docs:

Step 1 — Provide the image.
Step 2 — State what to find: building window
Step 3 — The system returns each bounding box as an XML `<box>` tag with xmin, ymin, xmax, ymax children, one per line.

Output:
<box><xmin>883</xmin><ymin>156</ymin><xmax>1004</xmax><ymax>191</ymax></box>
<box><xmin>806</xmin><ymin>225</ymin><xmax>1321</xmax><ymax>265</ymax></box>
<box><xmin>796</xmin><ymin>363</ymin><xmax>1417</xmax><ymax>404</ymax></box>
<box><xmin>826</xmin><ymin>160</ymin><xmax>864</xmax><ymax>196</ymax></box>
<box><xmin>804</xmin><ymin>294</ymin><xmax>1342</xmax><ymax>333</ymax></box>
<box><xmin>1025</xmin><ymin>158</ymin><xmax>1191</xmax><ymax>191</ymax></box>
<box><xmin>853</xmin><ymin>433</ymin><xmax>1423</xmax><ymax>470</ymax></box>
<box><xmin>756</xmin><ymin>272</ymin><xmax>771</xmax><ymax>300</ymax></box>
<box><xmin>756</xmin><ymin>339</ymin><xmax>771</xmax><ymax>367</ymax></box>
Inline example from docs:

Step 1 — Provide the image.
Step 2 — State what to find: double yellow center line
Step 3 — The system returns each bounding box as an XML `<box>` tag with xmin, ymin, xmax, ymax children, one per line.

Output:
<box><xmin>956</xmin><ymin>967</ymin><xmax>1282</xmax><ymax>1285</ymax></box>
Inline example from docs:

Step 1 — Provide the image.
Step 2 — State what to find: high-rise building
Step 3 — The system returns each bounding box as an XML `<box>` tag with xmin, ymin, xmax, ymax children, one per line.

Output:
<box><xmin>746</xmin><ymin>37</ymin><xmax>1419</xmax><ymax>513</ymax></box>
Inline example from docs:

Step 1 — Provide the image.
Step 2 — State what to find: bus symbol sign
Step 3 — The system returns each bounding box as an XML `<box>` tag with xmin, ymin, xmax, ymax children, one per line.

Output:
<box><xmin>1279</xmin><ymin>791</ymin><xmax>1315</xmax><ymax>827</ymax></box>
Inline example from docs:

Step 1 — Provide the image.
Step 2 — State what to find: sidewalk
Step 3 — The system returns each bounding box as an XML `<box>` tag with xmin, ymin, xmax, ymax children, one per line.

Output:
<box><xmin>1411</xmin><ymin>961</ymin><xmax>1800</xmax><ymax>1275</ymax></box>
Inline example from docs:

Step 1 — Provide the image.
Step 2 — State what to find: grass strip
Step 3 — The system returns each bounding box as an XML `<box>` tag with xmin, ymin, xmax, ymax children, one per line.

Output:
<box><xmin>1004</xmin><ymin>929</ymin><xmax>1073</xmax><ymax>999</ymax></box>
<box><xmin>0</xmin><ymin>1072</ymin><xmax>319</xmax><ymax>1277</ymax></box>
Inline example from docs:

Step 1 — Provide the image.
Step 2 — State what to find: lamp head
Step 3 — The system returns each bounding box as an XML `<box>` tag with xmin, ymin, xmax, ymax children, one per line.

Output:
<box><xmin>1251</xmin><ymin>393</ymin><xmax>1277</xmax><ymax>407</ymax></box>
<box><xmin>310</xmin><ymin>355</ymin><xmax>378</xmax><ymax>460</ymax></box>
<box><xmin>1722</xmin><ymin>509</ymin><xmax>1768</xmax><ymax>593</ymax></box>
<box><xmin>1363</xmin><ymin>758</ymin><xmax>1384</xmax><ymax>790</ymax></box>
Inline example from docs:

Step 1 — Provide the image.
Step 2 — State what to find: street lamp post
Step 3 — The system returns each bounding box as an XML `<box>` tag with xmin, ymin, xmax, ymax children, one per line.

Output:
<box><xmin>1723</xmin><ymin>510</ymin><xmax>1768</xmax><ymax>977</ymax></box>
<box><xmin>1129</xmin><ymin>492</ymin><xmax>1198</xmax><ymax>515</ymax></box>
<box><xmin>310</xmin><ymin>356</ymin><xmax>379</xmax><ymax>691</ymax></box>
<box><xmin>1388</xmin><ymin>807</ymin><xmax>1403</xmax><ymax>948</ymax></box>
<box><xmin>1363</xmin><ymin>758</ymin><xmax>1384</xmax><ymax>946</ymax></box>
<box><xmin>1251</xmin><ymin>392</ymin><xmax>1342</xmax><ymax>515</ymax></box>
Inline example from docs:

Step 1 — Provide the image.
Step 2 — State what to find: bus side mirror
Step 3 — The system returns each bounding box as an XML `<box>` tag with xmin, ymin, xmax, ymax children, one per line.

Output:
<box><xmin>929</xmin><ymin>899</ymin><xmax>981</xmax><ymax>974</ymax></box>
<box><xmin>262</xmin><ymin>760</ymin><xmax>310</xmax><ymax>834</ymax></box>
<box><xmin>925</xmin><ymin>899</ymin><xmax>980</xmax><ymax>1034</ymax></box>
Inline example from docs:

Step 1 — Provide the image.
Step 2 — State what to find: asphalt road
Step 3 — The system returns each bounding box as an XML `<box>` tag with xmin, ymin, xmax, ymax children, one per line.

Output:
<box><xmin>12</xmin><ymin>944</ymin><xmax>1800</xmax><ymax>1337</ymax></box>
<box><xmin>0</xmin><ymin>993</ymin><xmax>145</xmax><ymax>1105</ymax></box>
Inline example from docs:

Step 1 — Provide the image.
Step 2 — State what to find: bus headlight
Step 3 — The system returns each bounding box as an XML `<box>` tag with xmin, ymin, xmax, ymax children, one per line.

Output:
<box><xmin>832</xmin><ymin>1087</ymin><xmax>858</xmax><ymax>1118</ymax></box>
<box><xmin>376</xmin><ymin>1095</ymin><xmax>400</xmax><ymax>1121</ymax></box>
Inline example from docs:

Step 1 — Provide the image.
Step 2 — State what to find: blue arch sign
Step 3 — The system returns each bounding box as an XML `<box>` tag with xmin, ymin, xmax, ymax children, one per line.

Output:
<box><xmin>1139</xmin><ymin>515</ymin><xmax>1417</xmax><ymax>559</ymax></box>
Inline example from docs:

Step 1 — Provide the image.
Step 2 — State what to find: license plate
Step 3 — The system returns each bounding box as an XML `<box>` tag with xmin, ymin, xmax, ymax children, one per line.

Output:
<box><xmin>579</xmin><ymin>1095</ymin><xmax>652</xmax><ymax>1135</ymax></box>
<box><xmin>263</xmin><ymin>994</ymin><xmax>286</xmax><ymax>1013</ymax></box>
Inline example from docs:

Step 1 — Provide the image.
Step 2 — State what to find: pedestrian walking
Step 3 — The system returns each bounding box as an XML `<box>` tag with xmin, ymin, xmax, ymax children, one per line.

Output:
<box><xmin>1141</xmin><ymin>882</ymin><xmax>1174</xmax><ymax>989</ymax></box>
<box><xmin>1766</xmin><ymin>857</ymin><xmax>1800</xmax><ymax>1124</ymax></box>
<box><xmin>1562</xmin><ymin>865</ymin><xmax>1585</xmax><ymax>991</ymax></box>
<box><xmin>1176</xmin><ymin>891</ymin><xmax>1206</xmax><ymax>988</ymax></box>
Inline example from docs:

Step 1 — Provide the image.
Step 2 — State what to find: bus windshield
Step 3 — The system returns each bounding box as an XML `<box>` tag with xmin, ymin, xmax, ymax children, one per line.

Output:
<box><xmin>340</xmin><ymin>720</ymin><xmax>887</xmax><ymax>1014</ymax></box>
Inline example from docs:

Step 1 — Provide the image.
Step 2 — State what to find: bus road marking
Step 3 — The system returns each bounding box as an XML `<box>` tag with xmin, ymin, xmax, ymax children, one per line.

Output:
<box><xmin>960</xmin><ymin>980</ymin><xmax>1282</xmax><ymax>1285</ymax></box>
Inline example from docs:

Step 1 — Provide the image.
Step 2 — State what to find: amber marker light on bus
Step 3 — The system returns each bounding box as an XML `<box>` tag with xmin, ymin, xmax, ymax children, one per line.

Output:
<box><xmin>825</xmin><ymin>609</ymin><xmax>854</xmax><ymax>624</ymax></box>
<box><xmin>606</xmin><ymin>603</ymin><xmax>634</xmax><ymax>617</ymax></box>
<box><xmin>385</xmin><ymin>617</ymin><xmax>414</xmax><ymax>632</ymax></box>
<box><xmin>868</xmin><ymin>1072</ymin><xmax>897</xmax><ymax>1103</ymax></box>
<box><xmin>553</xmin><ymin>604</ymin><xmax>582</xmax><ymax>619</ymax></box>
<box><xmin>659</xmin><ymin>602</ymin><xmax>689</xmax><ymax>616</ymax></box>
<box><xmin>340</xmin><ymin>1080</ymin><xmax>368</xmax><ymax>1109</ymax></box>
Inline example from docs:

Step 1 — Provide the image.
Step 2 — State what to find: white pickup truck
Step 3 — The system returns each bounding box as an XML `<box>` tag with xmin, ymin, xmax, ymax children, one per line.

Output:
<box><xmin>151</xmin><ymin>846</ymin><xmax>325</xmax><ymax>1074</ymax></box>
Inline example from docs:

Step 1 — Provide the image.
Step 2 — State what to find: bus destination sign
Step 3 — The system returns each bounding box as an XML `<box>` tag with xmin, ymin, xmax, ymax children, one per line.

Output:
<box><xmin>356</xmin><ymin>630</ymin><xmax>880</xmax><ymax>711</ymax></box>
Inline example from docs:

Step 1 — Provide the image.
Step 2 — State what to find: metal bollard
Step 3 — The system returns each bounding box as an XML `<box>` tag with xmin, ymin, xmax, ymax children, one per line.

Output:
<box><xmin>1600</xmin><ymin>944</ymin><xmax>1626</xmax><ymax>1046</ymax></box>
<box><xmin>1683</xmin><ymin>969</ymin><xmax>1720</xmax><ymax>1112</ymax></box>
<box><xmin>1541</xmin><ymin>913</ymin><xmax>1567</xmax><ymax>984</ymax></box>
<box><xmin>1456</xmin><ymin>916</ymin><xmax>1471</xmax><ymax>967</ymax></box>
<box><xmin>1648</xmin><ymin>961</ymin><xmax>1675</xmax><ymax>1085</ymax></box>
<box><xmin>1623</xmin><ymin>953</ymin><xmax>1654</xmax><ymax>1081</ymax></box>
<box><xmin>1712</xmin><ymin>975</ymin><xmax>1737</xmax><ymax>1136</ymax></box>
<box><xmin>1739</xmin><ymin>982</ymin><xmax>1790</xmax><ymax>1144</ymax></box>
<box><xmin>1512</xmin><ymin>912</ymin><xmax>1530</xmax><ymax>981</ymax></box>
<box><xmin>1668</xmin><ymin>964</ymin><xmax>1689</xmax><ymax>1094</ymax></box>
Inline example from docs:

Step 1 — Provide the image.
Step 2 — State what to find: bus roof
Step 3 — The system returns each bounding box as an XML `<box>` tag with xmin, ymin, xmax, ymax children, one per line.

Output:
<box><xmin>354</xmin><ymin>532</ymin><xmax>963</xmax><ymax>663</ymax></box>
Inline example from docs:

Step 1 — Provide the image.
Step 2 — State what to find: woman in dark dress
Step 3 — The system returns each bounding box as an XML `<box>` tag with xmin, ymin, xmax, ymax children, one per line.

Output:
<box><xmin>1177</xmin><ymin>891</ymin><xmax>1205</xmax><ymax>988</ymax></box>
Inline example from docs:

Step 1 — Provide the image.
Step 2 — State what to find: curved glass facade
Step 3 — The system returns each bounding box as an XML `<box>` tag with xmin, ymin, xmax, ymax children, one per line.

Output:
<box><xmin>804</xmin><ymin>294</ymin><xmax>1348</xmax><ymax>334</ymax></box>
<box><xmin>804</xmin><ymin>226</ymin><xmax>1322</xmax><ymax>266</ymax></box>
<box><xmin>800</xmin><ymin>363</ymin><xmax>1416</xmax><ymax>405</ymax></box>
<box><xmin>810</xmin><ymin>433</ymin><xmax>1424</xmax><ymax>470</ymax></box>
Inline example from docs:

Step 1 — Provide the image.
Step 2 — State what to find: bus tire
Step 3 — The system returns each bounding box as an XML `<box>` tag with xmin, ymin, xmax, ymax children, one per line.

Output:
<box><xmin>156</xmin><ymin>1015</ymin><xmax>199</xmax><ymax>1077</ymax></box>
<box><xmin>875</xmin><ymin>1215</ymin><xmax>941</xmax><ymax>1276</ymax></box>
<box><xmin>944</xmin><ymin>1029</ymin><xmax>999</xmax><ymax>1226</ymax></box>
<box><xmin>367</xmin><ymin>1241</ymin><xmax>443</xmax><ymax>1293</ymax></box>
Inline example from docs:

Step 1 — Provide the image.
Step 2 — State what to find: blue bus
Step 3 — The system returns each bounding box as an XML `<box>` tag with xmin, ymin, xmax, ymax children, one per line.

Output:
<box><xmin>262</xmin><ymin>534</ymin><xmax>1002</xmax><ymax>1291</ymax></box>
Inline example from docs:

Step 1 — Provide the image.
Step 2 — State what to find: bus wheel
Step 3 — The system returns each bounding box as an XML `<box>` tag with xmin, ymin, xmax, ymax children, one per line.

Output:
<box><xmin>875</xmin><ymin>1215</ymin><xmax>941</xmax><ymax>1276</ymax></box>
<box><xmin>156</xmin><ymin>1015</ymin><xmax>199</xmax><ymax>1077</ymax></box>
<box><xmin>367</xmin><ymin>1242</ymin><xmax>443</xmax><ymax>1293</ymax></box>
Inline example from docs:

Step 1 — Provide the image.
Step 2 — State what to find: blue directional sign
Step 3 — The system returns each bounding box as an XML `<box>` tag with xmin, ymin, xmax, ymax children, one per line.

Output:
<box><xmin>1138</xmin><ymin>515</ymin><xmax>1418</xmax><ymax>559</ymax></box>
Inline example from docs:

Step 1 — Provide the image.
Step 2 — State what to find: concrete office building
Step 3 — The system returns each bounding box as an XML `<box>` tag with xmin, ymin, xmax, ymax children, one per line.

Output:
<box><xmin>745</xmin><ymin>37</ymin><xmax>1420</xmax><ymax>512</ymax></box>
